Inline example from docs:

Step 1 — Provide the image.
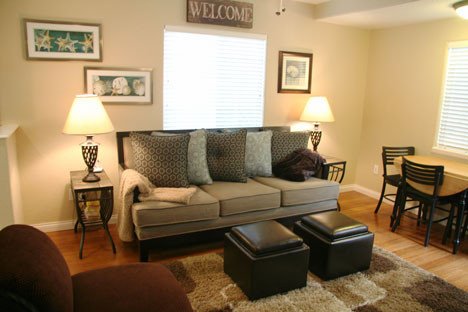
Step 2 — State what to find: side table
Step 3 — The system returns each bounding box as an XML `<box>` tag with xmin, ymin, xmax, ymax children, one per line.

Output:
<box><xmin>320</xmin><ymin>156</ymin><xmax>347</xmax><ymax>210</ymax></box>
<box><xmin>70</xmin><ymin>170</ymin><xmax>116</xmax><ymax>259</ymax></box>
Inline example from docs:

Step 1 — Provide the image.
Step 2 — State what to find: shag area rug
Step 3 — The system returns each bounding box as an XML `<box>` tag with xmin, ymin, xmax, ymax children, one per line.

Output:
<box><xmin>164</xmin><ymin>246</ymin><xmax>468</xmax><ymax>312</ymax></box>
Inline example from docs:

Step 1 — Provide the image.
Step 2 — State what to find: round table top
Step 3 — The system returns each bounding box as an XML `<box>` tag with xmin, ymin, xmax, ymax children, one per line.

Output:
<box><xmin>394</xmin><ymin>155</ymin><xmax>468</xmax><ymax>197</ymax></box>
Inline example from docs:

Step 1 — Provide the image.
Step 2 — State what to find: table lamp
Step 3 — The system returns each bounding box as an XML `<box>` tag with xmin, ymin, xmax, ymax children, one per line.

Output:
<box><xmin>63</xmin><ymin>94</ymin><xmax>114</xmax><ymax>182</ymax></box>
<box><xmin>300</xmin><ymin>96</ymin><xmax>335</xmax><ymax>151</ymax></box>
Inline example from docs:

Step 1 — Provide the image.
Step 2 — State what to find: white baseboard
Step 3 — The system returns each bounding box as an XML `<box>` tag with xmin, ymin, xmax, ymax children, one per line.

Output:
<box><xmin>34</xmin><ymin>215</ymin><xmax>117</xmax><ymax>232</ymax></box>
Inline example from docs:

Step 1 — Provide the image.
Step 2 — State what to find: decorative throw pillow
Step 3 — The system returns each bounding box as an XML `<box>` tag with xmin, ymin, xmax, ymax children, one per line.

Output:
<box><xmin>245</xmin><ymin>131</ymin><xmax>273</xmax><ymax>177</ymax></box>
<box><xmin>152</xmin><ymin>130</ymin><xmax>213</xmax><ymax>185</ymax></box>
<box><xmin>271</xmin><ymin>131</ymin><xmax>310</xmax><ymax>165</ymax></box>
<box><xmin>130</xmin><ymin>132</ymin><xmax>190</xmax><ymax>187</ymax></box>
<box><xmin>206</xmin><ymin>129</ymin><xmax>247</xmax><ymax>182</ymax></box>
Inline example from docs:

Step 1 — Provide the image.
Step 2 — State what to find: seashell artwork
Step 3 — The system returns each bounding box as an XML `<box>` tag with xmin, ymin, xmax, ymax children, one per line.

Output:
<box><xmin>122</xmin><ymin>85</ymin><xmax>131</xmax><ymax>96</ymax></box>
<box><xmin>93</xmin><ymin>80</ymin><xmax>107</xmax><ymax>96</ymax></box>
<box><xmin>133</xmin><ymin>79</ymin><xmax>146</xmax><ymax>96</ymax></box>
<box><xmin>112</xmin><ymin>77</ymin><xmax>128</xmax><ymax>95</ymax></box>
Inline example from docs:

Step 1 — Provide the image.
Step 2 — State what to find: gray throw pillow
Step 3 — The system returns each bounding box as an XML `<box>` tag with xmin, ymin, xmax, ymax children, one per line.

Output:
<box><xmin>206</xmin><ymin>129</ymin><xmax>247</xmax><ymax>182</ymax></box>
<box><xmin>152</xmin><ymin>130</ymin><xmax>212</xmax><ymax>185</ymax></box>
<box><xmin>271</xmin><ymin>131</ymin><xmax>310</xmax><ymax>165</ymax></box>
<box><xmin>130</xmin><ymin>132</ymin><xmax>190</xmax><ymax>187</ymax></box>
<box><xmin>245</xmin><ymin>131</ymin><xmax>273</xmax><ymax>177</ymax></box>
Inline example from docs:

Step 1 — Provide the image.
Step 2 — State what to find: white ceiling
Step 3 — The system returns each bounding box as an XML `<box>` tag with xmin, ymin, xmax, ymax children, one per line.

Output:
<box><xmin>294</xmin><ymin>0</ymin><xmax>460</xmax><ymax>29</ymax></box>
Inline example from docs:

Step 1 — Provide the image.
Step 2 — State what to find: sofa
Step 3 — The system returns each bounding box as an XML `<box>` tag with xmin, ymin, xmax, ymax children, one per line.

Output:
<box><xmin>116</xmin><ymin>127</ymin><xmax>340</xmax><ymax>261</ymax></box>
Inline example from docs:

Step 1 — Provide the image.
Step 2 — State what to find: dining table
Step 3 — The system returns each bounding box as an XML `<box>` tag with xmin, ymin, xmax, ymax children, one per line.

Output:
<box><xmin>393</xmin><ymin>155</ymin><xmax>468</xmax><ymax>253</ymax></box>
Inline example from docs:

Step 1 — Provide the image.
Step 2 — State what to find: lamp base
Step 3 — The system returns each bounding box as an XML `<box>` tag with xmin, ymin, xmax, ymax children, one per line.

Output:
<box><xmin>310</xmin><ymin>130</ymin><xmax>322</xmax><ymax>152</ymax></box>
<box><xmin>82</xmin><ymin>171</ymin><xmax>100</xmax><ymax>182</ymax></box>
<box><xmin>81</xmin><ymin>136</ymin><xmax>100</xmax><ymax>183</ymax></box>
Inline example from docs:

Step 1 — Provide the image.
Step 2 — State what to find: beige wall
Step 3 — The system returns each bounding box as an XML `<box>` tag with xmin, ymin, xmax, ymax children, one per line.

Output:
<box><xmin>0</xmin><ymin>0</ymin><xmax>369</xmax><ymax>225</ymax></box>
<box><xmin>356</xmin><ymin>18</ymin><xmax>468</xmax><ymax>193</ymax></box>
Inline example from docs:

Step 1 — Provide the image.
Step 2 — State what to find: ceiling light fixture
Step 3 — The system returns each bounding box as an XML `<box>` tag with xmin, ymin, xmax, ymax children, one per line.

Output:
<box><xmin>276</xmin><ymin>0</ymin><xmax>286</xmax><ymax>16</ymax></box>
<box><xmin>453</xmin><ymin>0</ymin><xmax>468</xmax><ymax>19</ymax></box>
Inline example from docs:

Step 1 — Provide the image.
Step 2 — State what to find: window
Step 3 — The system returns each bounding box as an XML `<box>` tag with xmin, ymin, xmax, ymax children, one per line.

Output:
<box><xmin>434</xmin><ymin>41</ymin><xmax>468</xmax><ymax>156</ymax></box>
<box><xmin>163</xmin><ymin>26</ymin><xmax>266</xmax><ymax>130</ymax></box>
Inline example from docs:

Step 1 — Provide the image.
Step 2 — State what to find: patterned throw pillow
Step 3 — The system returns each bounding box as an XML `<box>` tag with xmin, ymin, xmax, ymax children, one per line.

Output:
<box><xmin>271</xmin><ymin>131</ymin><xmax>310</xmax><ymax>165</ymax></box>
<box><xmin>152</xmin><ymin>130</ymin><xmax>213</xmax><ymax>185</ymax></box>
<box><xmin>130</xmin><ymin>132</ymin><xmax>190</xmax><ymax>187</ymax></box>
<box><xmin>245</xmin><ymin>131</ymin><xmax>273</xmax><ymax>177</ymax></box>
<box><xmin>206</xmin><ymin>129</ymin><xmax>247</xmax><ymax>182</ymax></box>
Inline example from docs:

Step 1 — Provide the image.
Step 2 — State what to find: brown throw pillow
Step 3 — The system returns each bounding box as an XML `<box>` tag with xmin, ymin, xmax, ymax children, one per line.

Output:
<box><xmin>206</xmin><ymin>129</ymin><xmax>247</xmax><ymax>182</ymax></box>
<box><xmin>271</xmin><ymin>131</ymin><xmax>310</xmax><ymax>165</ymax></box>
<box><xmin>130</xmin><ymin>132</ymin><xmax>190</xmax><ymax>187</ymax></box>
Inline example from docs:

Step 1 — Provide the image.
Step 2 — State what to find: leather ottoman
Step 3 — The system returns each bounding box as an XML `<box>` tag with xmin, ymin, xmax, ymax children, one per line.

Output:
<box><xmin>293</xmin><ymin>211</ymin><xmax>374</xmax><ymax>280</ymax></box>
<box><xmin>224</xmin><ymin>220</ymin><xmax>309</xmax><ymax>300</ymax></box>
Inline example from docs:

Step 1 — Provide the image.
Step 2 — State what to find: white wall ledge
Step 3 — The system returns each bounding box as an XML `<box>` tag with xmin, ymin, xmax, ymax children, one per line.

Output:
<box><xmin>0</xmin><ymin>124</ymin><xmax>19</xmax><ymax>139</ymax></box>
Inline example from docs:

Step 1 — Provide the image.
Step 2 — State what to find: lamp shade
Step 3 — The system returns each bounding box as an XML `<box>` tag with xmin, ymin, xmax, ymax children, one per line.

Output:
<box><xmin>300</xmin><ymin>96</ymin><xmax>335</xmax><ymax>123</ymax></box>
<box><xmin>454</xmin><ymin>0</ymin><xmax>468</xmax><ymax>19</ymax></box>
<box><xmin>63</xmin><ymin>94</ymin><xmax>114</xmax><ymax>135</ymax></box>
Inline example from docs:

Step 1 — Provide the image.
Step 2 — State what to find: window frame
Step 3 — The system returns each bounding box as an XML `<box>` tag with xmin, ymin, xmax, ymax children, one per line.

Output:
<box><xmin>162</xmin><ymin>25</ymin><xmax>267</xmax><ymax>130</ymax></box>
<box><xmin>432</xmin><ymin>40</ymin><xmax>468</xmax><ymax>159</ymax></box>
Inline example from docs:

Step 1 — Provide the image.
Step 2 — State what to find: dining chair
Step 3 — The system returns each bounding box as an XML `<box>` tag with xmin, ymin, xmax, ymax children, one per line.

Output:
<box><xmin>443</xmin><ymin>192</ymin><xmax>468</xmax><ymax>254</ymax></box>
<box><xmin>374</xmin><ymin>146</ymin><xmax>415</xmax><ymax>214</ymax></box>
<box><xmin>391</xmin><ymin>158</ymin><xmax>447</xmax><ymax>247</ymax></box>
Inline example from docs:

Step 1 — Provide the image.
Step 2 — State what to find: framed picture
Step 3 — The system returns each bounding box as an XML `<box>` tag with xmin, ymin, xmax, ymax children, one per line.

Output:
<box><xmin>277</xmin><ymin>51</ymin><xmax>313</xmax><ymax>93</ymax></box>
<box><xmin>24</xmin><ymin>19</ymin><xmax>102</xmax><ymax>61</ymax></box>
<box><xmin>84</xmin><ymin>67</ymin><xmax>153</xmax><ymax>104</ymax></box>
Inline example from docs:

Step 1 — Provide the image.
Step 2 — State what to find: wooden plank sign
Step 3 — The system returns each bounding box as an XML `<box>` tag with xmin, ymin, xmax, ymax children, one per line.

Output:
<box><xmin>187</xmin><ymin>0</ymin><xmax>253</xmax><ymax>29</ymax></box>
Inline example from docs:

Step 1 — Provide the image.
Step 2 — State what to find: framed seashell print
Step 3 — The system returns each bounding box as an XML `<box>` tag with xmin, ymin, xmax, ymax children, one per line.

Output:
<box><xmin>277</xmin><ymin>51</ymin><xmax>313</xmax><ymax>94</ymax></box>
<box><xmin>24</xmin><ymin>19</ymin><xmax>102</xmax><ymax>61</ymax></box>
<box><xmin>84</xmin><ymin>67</ymin><xmax>153</xmax><ymax>104</ymax></box>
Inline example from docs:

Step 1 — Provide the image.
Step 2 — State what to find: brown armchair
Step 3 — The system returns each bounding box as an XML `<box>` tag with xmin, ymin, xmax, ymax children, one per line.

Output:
<box><xmin>0</xmin><ymin>224</ymin><xmax>193</xmax><ymax>312</ymax></box>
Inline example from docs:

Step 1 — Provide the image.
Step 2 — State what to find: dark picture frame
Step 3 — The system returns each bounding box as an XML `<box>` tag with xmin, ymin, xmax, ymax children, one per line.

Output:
<box><xmin>24</xmin><ymin>19</ymin><xmax>102</xmax><ymax>61</ymax></box>
<box><xmin>277</xmin><ymin>51</ymin><xmax>313</xmax><ymax>93</ymax></box>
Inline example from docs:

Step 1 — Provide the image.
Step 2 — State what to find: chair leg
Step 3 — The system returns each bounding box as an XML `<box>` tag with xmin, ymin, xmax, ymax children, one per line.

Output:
<box><xmin>392</xmin><ymin>189</ymin><xmax>406</xmax><ymax>232</ymax></box>
<box><xmin>424</xmin><ymin>201</ymin><xmax>436</xmax><ymax>247</ymax></box>
<box><xmin>443</xmin><ymin>204</ymin><xmax>456</xmax><ymax>245</ymax></box>
<box><xmin>374</xmin><ymin>181</ymin><xmax>387</xmax><ymax>214</ymax></box>
<box><xmin>390</xmin><ymin>183</ymin><xmax>402</xmax><ymax>228</ymax></box>
<box><xmin>462</xmin><ymin>212</ymin><xmax>468</xmax><ymax>239</ymax></box>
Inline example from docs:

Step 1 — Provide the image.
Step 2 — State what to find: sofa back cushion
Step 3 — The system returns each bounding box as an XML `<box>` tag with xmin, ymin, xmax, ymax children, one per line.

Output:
<box><xmin>206</xmin><ymin>129</ymin><xmax>247</xmax><ymax>182</ymax></box>
<box><xmin>130</xmin><ymin>132</ymin><xmax>190</xmax><ymax>187</ymax></box>
<box><xmin>271</xmin><ymin>131</ymin><xmax>310</xmax><ymax>165</ymax></box>
<box><xmin>245</xmin><ymin>130</ymin><xmax>273</xmax><ymax>177</ymax></box>
<box><xmin>152</xmin><ymin>130</ymin><xmax>213</xmax><ymax>185</ymax></box>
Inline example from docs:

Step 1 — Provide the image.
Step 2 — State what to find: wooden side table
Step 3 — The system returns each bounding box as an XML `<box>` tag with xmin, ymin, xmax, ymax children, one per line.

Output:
<box><xmin>321</xmin><ymin>156</ymin><xmax>346</xmax><ymax>183</ymax></box>
<box><xmin>320</xmin><ymin>156</ymin><xmax>346</xmax><ymax>210</ymax></box>
<box><xmin>70</xmin><ymin>170</ymin><xmax>116</xmax><ymax>259</ymax></box>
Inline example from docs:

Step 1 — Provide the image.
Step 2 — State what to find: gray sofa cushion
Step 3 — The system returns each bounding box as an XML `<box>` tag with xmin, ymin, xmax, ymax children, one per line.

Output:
<box><xmin>253</xmin><ymin>176</ymin><xmax>339</xmax><ymax>206</ymax></box>
<box><xmin>206</xmin><ymin>129</ymin><xmax>247</xmax><ymax>182</ymax></box>
<box><xmin>271</xmin><ymin>131</ymin><xmax>309</xmax><ymax>165</ymax></box>
<box><xmin>132</xmin><ymin>188</ymin><xmax>219</xmax><ymax>227</ymax></box>
<box><xmin>200</xmin><ymin>179</ymin><xmax>280</xmax><ymax>216</ymax></box>
<box><xmin>130</xmin><ymin>132</ymin><xmax>190</xmax><ymax>187</ymax></box>
<box><xmin>245</xmin><ymin>131</ymin><xmax>273</xmax><ymax>177</ymax></box>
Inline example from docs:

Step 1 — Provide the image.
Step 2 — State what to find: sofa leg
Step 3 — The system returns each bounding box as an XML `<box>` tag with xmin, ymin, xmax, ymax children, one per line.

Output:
<box><xmin>139</xmin><ymin>241</ymin><xmax>149</xmax><ymax>262</ymax></box>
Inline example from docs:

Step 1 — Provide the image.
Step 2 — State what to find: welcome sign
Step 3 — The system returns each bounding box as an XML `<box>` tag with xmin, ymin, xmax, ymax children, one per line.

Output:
<box><xmin>187</xmin><ymin>0</ymin><xmax>253</xmax><ymax>29</ymax></box>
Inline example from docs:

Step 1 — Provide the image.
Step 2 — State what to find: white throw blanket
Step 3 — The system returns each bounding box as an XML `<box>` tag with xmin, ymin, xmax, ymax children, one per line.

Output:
<box><xmin>117</xmin><ymin>169</ymin><xmax>197</xmax><ymax>242</ymax></box>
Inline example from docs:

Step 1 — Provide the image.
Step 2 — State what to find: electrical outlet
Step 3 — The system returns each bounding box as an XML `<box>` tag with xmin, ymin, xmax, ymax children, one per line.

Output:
<box><xmin>373</xmin><ymin>165</ymin><xmax>379</xmax><ymax>175</ymax></box>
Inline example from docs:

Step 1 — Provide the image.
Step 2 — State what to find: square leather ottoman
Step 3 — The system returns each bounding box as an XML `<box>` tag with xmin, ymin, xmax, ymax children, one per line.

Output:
<box><xmin>224</xmin><ymin>220</ymin><xmax>309</xmax><ymax>300</ymax></box>
<box><xmin>294</xmin><ymin>211</ymin><xmax>374</xmax><ymax>280</ymax></box>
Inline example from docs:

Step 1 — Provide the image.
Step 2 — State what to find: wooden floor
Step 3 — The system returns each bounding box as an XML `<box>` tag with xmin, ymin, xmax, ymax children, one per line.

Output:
<box><xmin>47</xmin><ymin>191</ymin><xmax>468</xmax><ymax>291</ymax></box>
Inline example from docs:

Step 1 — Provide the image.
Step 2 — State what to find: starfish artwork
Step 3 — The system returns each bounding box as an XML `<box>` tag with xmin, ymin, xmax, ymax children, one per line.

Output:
<box><xmin>39</xmin><ymin>30</ymin><xmax>54</xmax><ymax>52</ymax></box>
<box><xmin>34</xmin><ymin>32</ymin><xmax>44</xmax><ymax>51</ymax></box>
<box><xmin>80</xmin><ymin>34</ymin><xmax>94</xmax><ymax>53</ymax></box>
<box><xmin>55</xmin><ymin>32</ymin><xmax>78</xmax><ymax>52</ymax></box>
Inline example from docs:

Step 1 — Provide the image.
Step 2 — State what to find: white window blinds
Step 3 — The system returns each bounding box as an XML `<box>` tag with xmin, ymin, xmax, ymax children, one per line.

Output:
<box><xmin>435</xmin><ymin>41</ymin><xmax>468</xmax><ymax>156</ymax></box>
<box><xmin>163</xmin><ymin>26</ymin><xmax>266</xmax><ymax>130</ymax></box>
